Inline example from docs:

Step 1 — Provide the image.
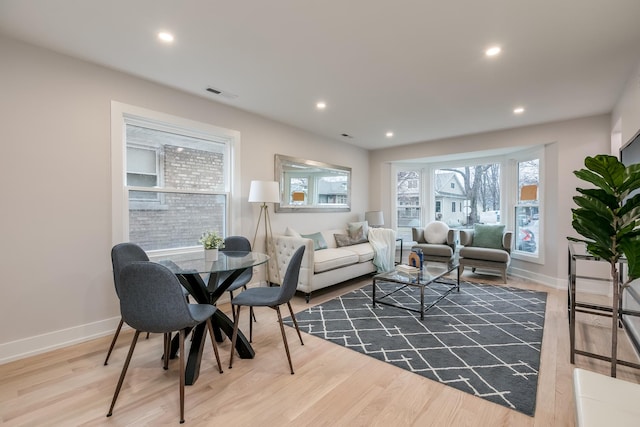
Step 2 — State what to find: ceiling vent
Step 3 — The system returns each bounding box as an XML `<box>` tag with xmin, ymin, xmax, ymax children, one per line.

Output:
<box><xmin>206</xmin><ymin>87</ymin><xmax>238</xmax><ymax>99</ymax></box>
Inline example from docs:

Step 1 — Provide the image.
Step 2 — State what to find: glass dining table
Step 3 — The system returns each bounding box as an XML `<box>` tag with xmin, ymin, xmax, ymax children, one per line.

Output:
<box><xmin>152</xmin><ymin>250</ymin><xmax>270</xmax><ymax>385</ymax></box>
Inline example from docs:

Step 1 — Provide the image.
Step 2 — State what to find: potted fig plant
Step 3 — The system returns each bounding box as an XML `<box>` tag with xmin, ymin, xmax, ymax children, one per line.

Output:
<box><xmin>199</xmin><ymin>231</ymin><xmax>224</xmax><ymax>261</ymax></box>
<box><xmin>569</xmin><ymin>154</ymin><xmax>640</xmax><ymax>376</ymax></box>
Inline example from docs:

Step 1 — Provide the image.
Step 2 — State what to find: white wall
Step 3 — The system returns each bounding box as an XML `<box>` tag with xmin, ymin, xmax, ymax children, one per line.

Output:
<box><xmin>369</xmin><ymin>115</ymin><xmax>611</xmax><ymax>287</ymax></box>
<box><xmin>612</xmin><ymin>59</ymin><xmax>640</xmax><ymax>148</ymax></box>
<box><xmin>0</xmin><ymin>35</ymin><xmax>369</xmax><ymax>363</ymax></box>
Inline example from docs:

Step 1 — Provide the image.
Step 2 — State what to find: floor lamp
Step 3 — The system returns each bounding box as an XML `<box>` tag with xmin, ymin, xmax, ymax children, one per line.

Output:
<box><xmin>248</xmin><ymin>180</ymin><xmax>280</xmax><ymax>284</ymax></box>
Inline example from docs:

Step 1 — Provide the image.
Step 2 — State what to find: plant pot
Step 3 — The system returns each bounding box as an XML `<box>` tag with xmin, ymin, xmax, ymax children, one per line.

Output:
<box><xmin>205</xmin><ymin>248</ymin><xmax>219</xmax><ymax>262</ymax></box>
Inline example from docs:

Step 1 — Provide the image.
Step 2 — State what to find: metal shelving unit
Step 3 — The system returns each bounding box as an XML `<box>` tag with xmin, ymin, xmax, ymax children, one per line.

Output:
<box><xmin>568</xmin><ymin>242</ymin><xmax>640</xmax><ymax>376</ymax></box>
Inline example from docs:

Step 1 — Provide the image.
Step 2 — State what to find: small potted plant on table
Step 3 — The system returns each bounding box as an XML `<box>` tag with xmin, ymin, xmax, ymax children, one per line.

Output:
<box><xmin>200</xmin><ymin>231</ymin><xmax>224</xmax><ymax>261</ymax></box>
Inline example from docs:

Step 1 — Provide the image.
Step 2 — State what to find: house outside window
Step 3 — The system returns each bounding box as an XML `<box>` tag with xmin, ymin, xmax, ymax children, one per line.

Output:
<box><xmin>434</xmin><ymin>163</ymin><xmax>500</xmax><ymax>228</ymax></box>
<box><xmin>396</xmin><ymin>169</ymin><xmax>421</xmax><ymax>239</ymax></box>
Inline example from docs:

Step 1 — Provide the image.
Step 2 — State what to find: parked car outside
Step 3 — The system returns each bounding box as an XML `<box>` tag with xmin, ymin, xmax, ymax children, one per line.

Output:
<box><xmin>518</xmin><ymin>228</ymin><xmax>536</xmax><ymax>253</ymax></box>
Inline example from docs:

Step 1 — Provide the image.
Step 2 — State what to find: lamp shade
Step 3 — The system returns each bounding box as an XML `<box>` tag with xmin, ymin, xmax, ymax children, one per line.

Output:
<box><xmin>248</xmin><ymin>180</ymin><xmax>280</xmax><ymax>203</ymax></box>
<box><xmin>365</xmin><ymin>210</ymin><xmax>384</xmax><ymax>227</ymax></box>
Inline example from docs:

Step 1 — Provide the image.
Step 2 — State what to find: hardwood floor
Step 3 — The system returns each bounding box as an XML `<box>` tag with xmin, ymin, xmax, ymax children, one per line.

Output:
<box><xmin>2</xmin><ymin>272</ymin><xmax>640</xmax><ymax>426</ymax></box>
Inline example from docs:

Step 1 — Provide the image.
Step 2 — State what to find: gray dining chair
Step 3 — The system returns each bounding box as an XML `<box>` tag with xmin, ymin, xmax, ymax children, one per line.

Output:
<box><xmin>105</xmin><ymin>243</ymin><xmax>150</xmax><ymax>365</ymax></box>
<box><xmin>106</xmin><ymin>261</ymin><xmax>223</xmax><ymax>424</ymax></box>
<box><xmin>229</xmin><ymin>245</ymin><xmax>305</xmax><ymax>374</ymax></box>
<box><xmin>217</xmin><ymin>236</ymin><xmax>256</xmax><ymax>322</ymax></box>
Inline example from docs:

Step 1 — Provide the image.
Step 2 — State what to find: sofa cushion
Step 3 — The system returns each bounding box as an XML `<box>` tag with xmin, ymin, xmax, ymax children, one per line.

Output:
<box><xmin>472</xmin><ymin>224</ymin><xmax>505</xmax><ymax>249</ymax></box>
<box><xmin>301</xmin><ymin>232</ymin><xmax>328</xmax><ymax>250</ymax></box>
<box><xmin>424</xmin><ymin>221</ymin><xmax>449</xmax><ymax>244</ymax></box>
<box><xmin>345</xmin><ymin>242</ymin><xmax>375</xmax><ymax>262</ymax></box>
<box><xmin>460</xmin><ymin>246</ymin><xmax>510</xmax><ymax>263</ymax></box>
<box><xmin>313</xmin><ymin>248</ymin><xmax>359</xmax><ymax>273</ymax></box>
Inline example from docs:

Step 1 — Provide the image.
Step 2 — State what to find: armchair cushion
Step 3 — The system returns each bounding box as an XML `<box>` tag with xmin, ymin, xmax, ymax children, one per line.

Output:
<box><xmin>471</xmin><ymin>224</ymin><xmax>505</xmax><ymax>249</ymax></box>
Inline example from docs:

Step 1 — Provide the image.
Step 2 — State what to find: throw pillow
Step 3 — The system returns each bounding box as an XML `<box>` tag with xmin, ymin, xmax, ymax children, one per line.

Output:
<box><xmin>334</xmin><ymin>226</ymin><xmax>366</xmax><ymax>247</ymax></box>
<box><xmin>471</xmin><ymin>224</ymin><xmax>505</xmax><ymax>249</ymax></box>
<box><xmin>301</xmin><ymin>232</ymin><xmax>328</xmax><ymax>251</ymax></box>
<box><xmin>347</xmin><ymin>221</ymin><xmax>369</xmax><ymax>240</ymax></box>
<box><xmin>334</xmin><ymin>233</ymin><xmax>353</xmax><ymax>247</ymax></box>
<box><xmin>348</xmin><ymin>225</ymin><xmax>367</xmax><ymax>244</ymax></box>
<box><xmin>424</xmin><ymin>221</ymin><xmax>449</xmax><ymax>244</ymax></box>
<box><xmin>284</xmin><ymin>226</ymin><xmax>301</xmax><ymax>238</ymax></box>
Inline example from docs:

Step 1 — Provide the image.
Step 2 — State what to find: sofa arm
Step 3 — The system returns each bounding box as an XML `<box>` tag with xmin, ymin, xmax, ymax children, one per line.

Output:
<box><xmin>460</xmin><ymin>229</ymin><xmax>474</xmax><ymax>246</ymax></box>
<box><xmin>269</xmin><ymin>235</ymin><xmax>314</xmax><ymax>286</ymax></box>
<box><xmin>503</xmin><ymin>231</ymin><xmax>513</xmax><ymax>253</ymax></box>
<box><xmin>412</xmin><ymin>227</ymin><xmax>426</xmax><ymax>243</ymax></box>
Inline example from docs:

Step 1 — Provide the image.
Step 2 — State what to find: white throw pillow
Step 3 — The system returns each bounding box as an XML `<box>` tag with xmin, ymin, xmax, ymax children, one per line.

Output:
<box><xmin>424</xmin><ymin>221</ymin><xmax>449</xmax><ymax>244</ymax></box>
<box><xmin>284</xmin><ymin>227</ymin><xmax>301</xmax><ymax>238</ymax></box>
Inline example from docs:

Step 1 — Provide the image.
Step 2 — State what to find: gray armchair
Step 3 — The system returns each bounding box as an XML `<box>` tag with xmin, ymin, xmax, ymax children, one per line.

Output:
<box><xmin>459</xmin><ymin>227</ymin><xmax>512</xmax><ymax>283</ymax></box>
<box><xmin>411</xmin><ymin>222</ymin><xmax>456</xmax><ymax>263</ymax></box>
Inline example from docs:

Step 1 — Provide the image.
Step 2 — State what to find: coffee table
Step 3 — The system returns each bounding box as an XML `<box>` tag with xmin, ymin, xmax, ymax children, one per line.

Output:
<box><xmin>372</xmin><ymin>260</ymin><xmax>460</xmax><ymax>320</ymax></box>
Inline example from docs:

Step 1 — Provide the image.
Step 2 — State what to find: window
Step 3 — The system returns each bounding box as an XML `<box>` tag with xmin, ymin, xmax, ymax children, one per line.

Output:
<box><xmin>514</xmin><ymin>158</ymin><xmax>540</xmax><ymax>257</ymax></box>
<box><xmin>111</xmin><ymin>102</ymin><xmax>240</xmax><ymax>252</ymax></box>
<box><xmin>435</xmin><ymin>201</ymin><xmax>441</xmax><ymax>213</ymax></box>
<box><xmin>396</xmin><ymin>169</ymin><xmax>421</xmax><ymax>230</ymax></box>
<box><xmin>434</xmin><ymin>163</ymin><xmax>501</xmax><ymax>229</ymax></box>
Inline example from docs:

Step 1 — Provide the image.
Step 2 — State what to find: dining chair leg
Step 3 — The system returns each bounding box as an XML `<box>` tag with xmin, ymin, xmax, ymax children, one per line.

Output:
<box><xmin>287</xmin><ymin>302</ymin><xmax>304</xmax><ymax>346</ymax></box>
<box><xmin>179</xmin><ymin>329</ymin><xmax>186</xmax><ymax>424</ymax></box>
<box><xmin>205</xmin><ymin>319</ymin><xmax>223</xmax><ymax>374</ymax></box>
<box><xmin>104</xmin><ymin>317</ymin><xmax>124</xmax><ymax>365</ymax></box>
<box><xmin>249</xmin><ymin>305</ymin><xmax>254</xmax><ymax>343</ymax></box>
<box><xmin>229</xmin><ymin>305</ymin><xmax>242</xmax><ymax>369</ymax></box>
<box><xmin>245</xmin><ymin>286</ymin><xmax>257</xmax><ymax>323</ymax></box>
<box><xmin>163</xmin><ymin>333</ymin><xmax>171</xmax><ymax>370</ymax></box>
<box><xmin>275</xmin><ymin>306</ymin><xmax>294</xmax><ymax>375</ymax></box>
<box><xmin>107</xmin><ymin>330</ymin><xmax>141</xmax><ymax>418</ymax></box>
<box><xmin>229</xmin><ymin>291</ymin><xmax>236</xmax><ymax>322</ymax></box>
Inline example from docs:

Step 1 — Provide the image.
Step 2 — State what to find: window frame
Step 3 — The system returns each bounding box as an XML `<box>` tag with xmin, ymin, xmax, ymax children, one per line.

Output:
<box><xmin>508</xmin><ymin>148</ymin><xmax>544</xmax><ymax>264</ymax></box>
<box><xmin>111</xmin><ymin>102</ymin><xmax>241</xmax><ymax>253</ymax></box>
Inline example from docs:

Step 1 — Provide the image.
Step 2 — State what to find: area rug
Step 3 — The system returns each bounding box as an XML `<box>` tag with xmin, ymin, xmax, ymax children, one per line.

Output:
<box><xmin>285</xmin><ymin>280</ymin><xmax>547</xmax><ymax>416</ymax></box>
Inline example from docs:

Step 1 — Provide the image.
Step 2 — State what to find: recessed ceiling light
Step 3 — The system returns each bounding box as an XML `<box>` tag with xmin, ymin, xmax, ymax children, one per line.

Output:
<box><xmin>513</xmin><ymin>107</ymin><xmax>525</xmax><ymax>114</ymax></box>
<box><xmin>316</xmin><ymin>101</ymin><xmax>326</xmax><ymax>110</ymax></box>
<box><xmin>386</xmin><ymin>131</ymin><xmax>394</xmax><ymax>138</ymax></box>
<box><xmin>158</xmin><ymin>32</ymin><xmax>174</xmax><ymax>43</ymax></box>
<box><xmin>485</xmin><ymin>46</ymin><xmax>501</xmax><ymax>57</ymax></box>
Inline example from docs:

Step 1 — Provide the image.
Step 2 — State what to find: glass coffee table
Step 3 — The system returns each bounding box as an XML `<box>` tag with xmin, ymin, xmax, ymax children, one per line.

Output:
<box><xmin>372</xmin><ymin>260</ymin><xmax>460</xmax><ymax>320</ymax></box>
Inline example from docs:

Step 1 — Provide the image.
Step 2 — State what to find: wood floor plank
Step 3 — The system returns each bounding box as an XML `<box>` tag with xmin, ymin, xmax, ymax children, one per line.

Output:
<box><xmin>2</xmin><ymin>273</ymin><xmax>640</xmax><ymax>426</ymax></box>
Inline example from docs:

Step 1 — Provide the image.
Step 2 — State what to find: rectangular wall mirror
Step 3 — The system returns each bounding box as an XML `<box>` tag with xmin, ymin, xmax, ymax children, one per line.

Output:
<box><xmin>275</xmin><ymin>154</ymin><xmax>351</xmax><ymax>212</ymax></box>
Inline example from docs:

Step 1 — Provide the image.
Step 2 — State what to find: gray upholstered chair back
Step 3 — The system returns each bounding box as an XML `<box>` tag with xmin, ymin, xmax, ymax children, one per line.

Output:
<box><xmin>275</xmin><ymin>246</ymin><xmax>305</xmax><ymax>304</ymax></box>
<box><xmin>222</xmin><ymin>236</ymin><xmax>251</xmax><ymax>252</ymax></box>
<box><xmin>118</xmin><ymin>261</ymin><xmax>204</xmax><ymax>333</ymax></box>
<box><xmin>218</xmin><ymin>235</ymin><xmax>253</xmax><ymax>288</ymax></box>
<box><xmin>111</xmin><ymin>243</ymin><xmax>149</xmax><ymax>297</ymax></box>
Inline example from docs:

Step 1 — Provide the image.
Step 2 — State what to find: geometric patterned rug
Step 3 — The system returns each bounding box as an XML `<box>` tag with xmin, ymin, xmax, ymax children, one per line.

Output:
<box><xmin>285</xmin><ymin>280</ymin><xmax>547</xmax><ymax>416</ymax></box>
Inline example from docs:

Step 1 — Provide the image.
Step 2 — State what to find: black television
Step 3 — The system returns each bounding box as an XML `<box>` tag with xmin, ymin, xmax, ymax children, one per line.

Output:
<box><xmin>619</xmin><ymin>128</ymin><xmax>640</xmax><ymax>355</ymax></box>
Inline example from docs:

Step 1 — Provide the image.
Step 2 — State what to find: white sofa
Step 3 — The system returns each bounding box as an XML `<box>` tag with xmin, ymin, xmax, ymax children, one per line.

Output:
<box><xmin>268</xmin><ymin>228</ymin><xmax>380</xmax><ymax>302</ymax></box>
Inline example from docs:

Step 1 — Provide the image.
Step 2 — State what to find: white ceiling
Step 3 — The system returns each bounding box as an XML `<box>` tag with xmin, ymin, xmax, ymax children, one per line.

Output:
<box><xmin>2</xmin><ymin>0</ymin><xmax>640</xmax><ymax>150</ymax></box>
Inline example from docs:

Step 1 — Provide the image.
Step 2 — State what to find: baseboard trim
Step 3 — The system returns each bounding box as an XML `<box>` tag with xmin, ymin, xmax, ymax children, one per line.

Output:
<box><xmin>0</xmin><ymin>316</ymin><xmax>124</xmax><ymax>365</ymax></box>
<box><xmin>508</xmin><ymin>266</ymin><xmax>567</xmax><ymax>290</ymax></box>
